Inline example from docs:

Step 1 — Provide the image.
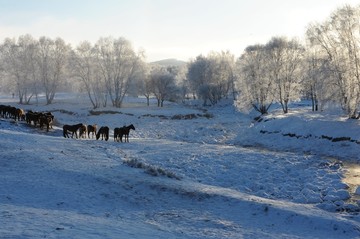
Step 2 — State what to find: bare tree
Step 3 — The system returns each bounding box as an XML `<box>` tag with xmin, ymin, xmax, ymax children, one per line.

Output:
<box><xmin>37</xmin><ymin>36</ymin><xmax>70</xmax><ymax>104</ymax></box>
<box><xmin>265</xmin><ymin>37</ymin><xmax>304</xmax><ymax>113</ymax></box>
<box><xmin>172</xmin><ymin>65</ymin><xmax>190</xmax><ymax>103</ymax></box>
<box><xmin>235</xmin><ymin>44</ymin><xmax>274</xmax><ymax>114</ymax></box>
<box><xmin>306</xmin><ymin>5</ymin><xmax>360</xmax><ymax>118</ymax></box>
<box><xmin>137</xmin><ymin>65</ymin><xmax>153</xmax><ymax>106</ymax></box>
<box><xmin>94</xmin><ymin>37</ymin><xmax>142</xmax><ymax>108</ymax></box>
<box><xmin>70</xmin><ymin>41</ymin><xmax>104</xmax><ymax>109</ymax></box>
<box><xmin>208</xmin><ymin>51</ymin><xmax>236</xmax><ymax>100</ymax></box>
<box><xmin>150</xmin><ymin>67</ymin><xmax>178</xmax><ymax>107</ymax></box>
<box><xmin>0</xmin><ymin>35</ymin><xmax>39</xmax><ymax>104</ymax></box>
<box><xmin>186</xmin><ymin>55</ymin><xmax>208</xmax><ymax>103</ymax></box>
<box><xmin>302</xmin><ymin>47</ymin><xmax>337</xmax><ymax>112</ymax></box>
<box><xmin>187</xmin><ymin>52</ymin><xmax>235</xmax><ymax>106</ymax></box>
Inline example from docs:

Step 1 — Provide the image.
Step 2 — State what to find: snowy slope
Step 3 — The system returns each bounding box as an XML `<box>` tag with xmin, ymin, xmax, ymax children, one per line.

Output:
<box><xmin>1</xmin><ymin>94</ymin><xmax>360</xmax><ymax>238</ymax></box>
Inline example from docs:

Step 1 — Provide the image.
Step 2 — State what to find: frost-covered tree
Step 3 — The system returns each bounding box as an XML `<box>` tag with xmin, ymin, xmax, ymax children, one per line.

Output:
<box><xmin>0</xmin><ymin>35</ymin><xmax>39</xmax><ymax>104</ymax></box>
<box><xmin>94</xmin><ymin>37</ymin><xmax>142</xmax><ymax>108</ymax></box>
<box><xmin>306</xmin><ymin>5</ymin><xmax>360</xmax><ymax>118</ymax></box>
<box><xmin>209</xmin><ymin>51</ymin><xmax>236</xmax><ymax>100</ymax></box>
<box><xmin>126</xmin><ymin>51</ymin><xmax>147</xmax><ymax>98</ymax></box>
<box><xmin>265</xmin><ymin>37</ymin><xmax>305</xmax><ymax>113</ymax></box>
<box><xmin>186</xmin><ymin>55</ymin><xmax>208</xmax><ymax>103</ymax></box>
<box><xmin>70</xmin><ymin>41</ymin><xmax>104</xmax><ymax>109</ymax></box>
<box><xmin>235</xmin><ymin>44</ymin><xmax>274</xmax><ymax>114</ymax></box>
<box><xmin>150</xmin><ymin>67</ymin><xmax>178</xmax><ymax>107</ymax></box>
<box><xmin>134</xmin><ymin>61</ymin><xmax>154</xmax><ymax>106</ymax></box>
<box><xmin>36</xmin><ymin>36</ymin><xmax>70</xmax><ymax>104</ymax></box>
<box><xmin>187</xmin><ymin>52</ymin><xmax>235</xmax><ymax>106</ymax></box>
<box><xmin>140</xmin><ymin>74</ymin><xmax>153</xmax><ymax>106</ymax></box>
<box><xmin>302</xmin><ymin>47</ymin><xmax>337</xmax><ymax>112</ymax></box>
<box><xmin>237</xmin><ymin>38</ymin><xmax>305</xmax><ymax>115</ymax></box>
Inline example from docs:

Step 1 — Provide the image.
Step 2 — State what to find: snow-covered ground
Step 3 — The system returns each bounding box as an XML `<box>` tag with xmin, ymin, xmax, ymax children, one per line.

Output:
<box><xmin>1</xmin><ymin>93</ymin><xmax>360</xmax><ymax>238</ymax></box>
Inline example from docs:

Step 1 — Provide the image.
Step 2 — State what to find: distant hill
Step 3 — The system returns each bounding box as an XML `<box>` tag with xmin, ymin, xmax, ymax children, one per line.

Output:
<box><xmin>150</xmin><ymin>58</ymin><xmax>187</xmax><ymax>67</ymax></box>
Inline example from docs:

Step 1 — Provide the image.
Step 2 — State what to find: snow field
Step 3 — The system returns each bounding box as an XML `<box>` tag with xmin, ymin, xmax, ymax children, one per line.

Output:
<box><xmin>1</xmin><ymin>95</ymin><xmax>360</xmax><ymax>238</ymax></box>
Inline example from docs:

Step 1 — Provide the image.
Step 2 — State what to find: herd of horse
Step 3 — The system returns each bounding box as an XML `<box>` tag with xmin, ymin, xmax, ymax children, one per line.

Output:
<box><xmin>62</xmin><ymin>123</ymin><xmax>135</xmax><ymax>142</ymax></box>
<box><xmin>0</xmin><ymin>104</ymin><xmax>135</xmax><ymax>142</ymax></box>
<box><xmin>0</xmin><ymin>104</ymin><xmax>54</xmax><ymax>132</ymax></box>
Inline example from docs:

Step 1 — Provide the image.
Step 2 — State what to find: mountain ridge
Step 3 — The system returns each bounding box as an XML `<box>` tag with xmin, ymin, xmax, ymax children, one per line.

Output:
<box><xmin>150</xmin><ymin>58</ymin><xmax>187</xmax><ymax>67</ymax></box>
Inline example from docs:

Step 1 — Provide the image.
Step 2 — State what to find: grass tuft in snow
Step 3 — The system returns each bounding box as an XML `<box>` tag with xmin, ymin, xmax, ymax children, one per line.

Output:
<box><xmin>53</xmin><ymin>109</ymin><xmax>76</xmax><ymax>115</ymax></box>
<box><xmin>123</xmin><ymin>158</ymin><xmax>181</xmax><ymax>180</ymax></box>
<box><xmin>89</xmin><ymin>110</ymin><xmax>120</xmax><ymax>115</ymax></box>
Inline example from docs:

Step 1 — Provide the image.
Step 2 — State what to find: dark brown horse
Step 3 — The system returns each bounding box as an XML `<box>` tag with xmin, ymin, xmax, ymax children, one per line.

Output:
<box><xmin>79</xmin><ymin>124</ymin><xmax>87</xmax><ymax>138</ymax></box>
<box><xmin>15</xmin><ymin>108</ymin><xmax>26</xmax><ymax>121</ymax></box>
<box><xmin>87</xmin><ymin>124</ymin><xmax>97</xmax><ymax>139</ymax></box>
<box><xmin>96</xmin><ymin>126</ymin><xmax>109</xmax><ymax>141</ymax></box>
<box><xmin>114</xmin><ymin>124</ymin><xmax>135</xmax><ymax>142</ymax></box>
<box><xmin>63</xmin><ymin>123</ymin><xmax>84</xmax><ymax>138</ymax></box>
<box><xmin>26</xmin><ymin>111</ymin><xmax>41</xmax><ymax>126</ymax></box>
<box><xmin>39</xmin><ymin>113</ymin><xmax>54</xmax><ymax>132</ymax></box>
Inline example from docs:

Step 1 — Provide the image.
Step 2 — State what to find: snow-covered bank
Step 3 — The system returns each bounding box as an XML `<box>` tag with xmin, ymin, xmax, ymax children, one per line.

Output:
<box><xmin>1</xmin><ymin>95</ymin><xmax>360</xmax><ymax>238</ymax></box>
<box><xmin>230</xmin><ymin>102</ymin><xmax>360</xmax><ymax>160</ymax></box>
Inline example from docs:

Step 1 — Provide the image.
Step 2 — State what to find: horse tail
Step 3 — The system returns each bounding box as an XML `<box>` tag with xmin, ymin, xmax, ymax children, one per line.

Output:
<box><xmin>105</xmin><ymin>127</ymin><xmax>109</xmax><ymax>141</ymax></box>
<box><xmin>63</xmin><ymin>126</ymin><xmax>67</xmax><ymax>138</ymax></box>
<box><xmin>93</xmin><ymin>125</ymin><xmax>97</xmax><ymax>135</ymax></box>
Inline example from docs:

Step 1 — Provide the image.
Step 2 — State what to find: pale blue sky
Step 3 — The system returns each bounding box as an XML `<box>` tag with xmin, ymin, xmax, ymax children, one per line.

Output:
<box><xmin>0</xmin><ymin>0</ymin><xmax>358</xmax><ymax>61</ymax></box>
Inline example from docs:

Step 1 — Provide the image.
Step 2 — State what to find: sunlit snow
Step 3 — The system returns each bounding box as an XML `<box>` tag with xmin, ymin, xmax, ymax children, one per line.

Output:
<box><xmin>1</xmin><ymin>93</ymin><xmax>360</xmax><ymax>238</ymax></box>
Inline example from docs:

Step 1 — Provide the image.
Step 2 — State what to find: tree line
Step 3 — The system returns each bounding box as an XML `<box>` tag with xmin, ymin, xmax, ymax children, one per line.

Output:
<box><xmin>1</xmin><ymin>4</ymin><xmax>360</xmax><ymax>118</ymax></box>
<box><xmin>237</xmin><ymin>4</ymin><xmax>360</xmax><ymax>118</ymax></box>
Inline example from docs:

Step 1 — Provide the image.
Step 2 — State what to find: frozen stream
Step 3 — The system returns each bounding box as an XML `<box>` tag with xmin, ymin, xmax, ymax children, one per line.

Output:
<box><xmin>342</xmin><ymin>163</ymin><xmax>360</xmax><ymax>202</ymax></box>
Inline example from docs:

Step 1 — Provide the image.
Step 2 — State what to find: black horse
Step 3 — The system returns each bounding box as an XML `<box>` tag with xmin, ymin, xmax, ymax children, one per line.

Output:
<box><xmin>114</xmin><ymin>124</ymin><xmax>135</xmax><ymax>142</ymax></box>
<box><xmin>96</xmin><ymin>126</ymin><xmax>109</xmax><ymax>141</ymax></box>
<box><xmin>63</xmin><ymin>123</ymin><xmax>84</xmax><ymax>138</ymax></box>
